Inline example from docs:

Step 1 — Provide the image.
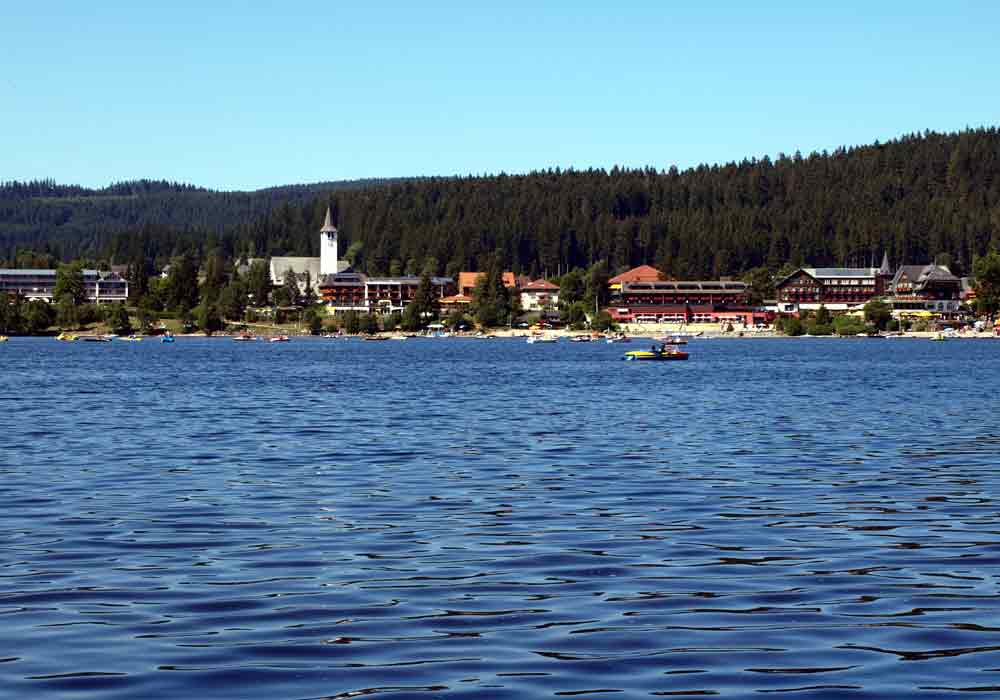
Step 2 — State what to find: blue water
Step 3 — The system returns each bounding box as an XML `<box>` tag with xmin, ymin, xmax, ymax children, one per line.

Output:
<box><xmin>2</xmin><ymin>336</ymin><xmax>1000</xmax><ymax>699</ymax></box>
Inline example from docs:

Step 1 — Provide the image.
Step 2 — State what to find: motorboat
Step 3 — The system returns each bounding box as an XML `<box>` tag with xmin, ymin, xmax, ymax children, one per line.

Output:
<box><xmin>80</xmin><ymin>335</ymin><xmax>112</xmax><ymax>343</ymax></box>
<box><xmin>623</xmin><ymin>347</ymin><xmax>689</xmax><ymax>361</ymax></box>
<box><xmin>56</xmin><ymin>332</ymin><xmax>78</xmax><ymax>342</ymax></box>
<box><xmin>269</xmin><ymin>335</ymin><xmax>290</xmax><ymax>343</ymax></box>
<box><xmin>161</xmin><ymin>334</ymin><xmax>176</xmax><ymax>343</ymax></box>
<box><xmin>233</xmin><ymin>332</ymin><xmax>257</xmax><ymax>341</ymax></box>
<box><xmin>527</xmin><ymin>334</ymin><xmax>558</xmax><ymax>344</ymax></box>
<box><xmin>660</xmin><ymin>336</ymin><xmax>688</xmax><ymax>345</ymax></box>
<box><xmin>121</xmin><ymin>335</ymin><xmax>143</xmax><ymax>342</ymax></box>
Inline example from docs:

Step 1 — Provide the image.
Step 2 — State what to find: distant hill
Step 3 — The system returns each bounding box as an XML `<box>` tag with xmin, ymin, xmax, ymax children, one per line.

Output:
<box><xmin>3</xmin><ymin>128</ymin><xmax>1000</xmax><ymax>279</ymax></box>
<box><xmin>0</xmin><ymin>177</ymin><xmax>396</xmax><ymax>264</ymax></box>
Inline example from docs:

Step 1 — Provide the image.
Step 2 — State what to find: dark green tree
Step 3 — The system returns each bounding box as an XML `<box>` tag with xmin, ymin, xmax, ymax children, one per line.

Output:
<box><xmin>197</xmin><ymin>303</ymin><xmax>223</xmax><ymax>335</ymax></box>
<box><xmin>54</xmin><ymin>263</ymin><xmax>86</xmax><ymax>306</ymax></box>
<box><xmin>973</xmin><ymin>249</ymin><xmax>1000</xmax><ymax>318</ymax></box>
<box><xmin>246</xmin><ymin>259</ymin><xmax>272</xmax><ymax>307</ymax></box>
<box><xmin>106</xmin><ymin>303</ymin><xmax>132</xmax><ymax>335</ymax></box>
<box><xmin>863</xmin><ymin>299</ymin><xmax>892</xmax><ymax>330</ymax></box>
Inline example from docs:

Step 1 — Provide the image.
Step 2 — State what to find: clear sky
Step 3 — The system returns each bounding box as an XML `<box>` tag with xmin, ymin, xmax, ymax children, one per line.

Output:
<box><xmin>3</xmin><ymin>1</ymin><xmax>998</xmax><ymax>190</ymax></box>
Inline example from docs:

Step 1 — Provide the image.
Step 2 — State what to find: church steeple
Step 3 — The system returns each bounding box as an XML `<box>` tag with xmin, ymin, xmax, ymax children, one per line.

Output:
<box><xmin>879</xmin><ymin>251</ymin><xmax>891</xmax><ymax>275</ymax></box>
<box><xmin>321</xmin><ymin>206</ymin><xmax>337</xmax><ymax>234</ymax></box>
<box><xmin>320</xmin><ymin>206</ymin><xmax>339</xmax><ymax>276</ymax></box>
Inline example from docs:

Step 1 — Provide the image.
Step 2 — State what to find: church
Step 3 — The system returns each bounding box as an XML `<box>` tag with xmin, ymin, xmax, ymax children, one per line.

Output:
<box><xmin>258</xmin><ymin>207</ymin><xmax>351</xmax><ymax>295</ymax></box>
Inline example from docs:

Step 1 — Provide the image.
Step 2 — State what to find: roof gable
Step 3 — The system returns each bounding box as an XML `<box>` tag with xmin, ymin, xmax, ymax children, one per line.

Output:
<box><xmin>609</xmin><ymin>264</ymin><xmax>662</xmax><ymax>284</ymax></box>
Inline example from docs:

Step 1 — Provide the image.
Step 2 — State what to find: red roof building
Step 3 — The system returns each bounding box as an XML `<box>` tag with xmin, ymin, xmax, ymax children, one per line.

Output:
<box><xmin>608</xmin><ymin>265</ymin><xmax>663</xmax><ymax>286</ymax></box>
<box><xmin>458</xmin><ymin>271</ymin><xmax>517</xmax><ymax>296</ymax></box>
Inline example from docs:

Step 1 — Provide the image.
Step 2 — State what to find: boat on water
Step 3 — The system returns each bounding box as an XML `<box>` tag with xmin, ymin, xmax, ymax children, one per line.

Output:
<box><xmin>363</xmin><ymin>334</ymin><xmax>388</xmax><ymax>341</ymax></box>
<box><xmin>0</xmin><ymin>335</ymin><xmax>8</xmax><ymax>343</ymax></box>
<box><xmin>80</xmin><ymin>335</ymin><xmax>112</xmax><ymax>343</ymax></box>
<box><xmin>660</xmin><ymin>336</ymin><xmax>688</xmax><ymax>345</ymax></box>
<box><xmin>121</xmin><ymin>335</ymin><xmax>142</xmax><ymax>342</ymax></box>
<box><xmin>390</xmin><ymin>334</ymin><xmax>408</xmax><ymax>341</ymax></box>
<box><xmin>624</xmin><ymin>345</ymin><xmax>689</xmax><ymax>361</ymax></box>
<box><xmin>269</xmin><ymin>335</ymin><xmax>290</xmax><ymax>343</ymax></box>
<box><xmin>527</xmin><ymin>334</ymin><xmax>558</xmax><ymax>344</ymax></box>
<box><xmin>233</xmin><ymin>332</ymin><xmax>257</xmax><ymax>342</ymax></box>
<box><xmin>161</xmin><ymin>334</ymin><xmax>175</xmax><ymax>343</ymax></box>
<box><xmin>569</xmin><ymin>334</ymin><xmax>592</xmax><ymax>342</ymax></box>
<box><xmin>56</xmin><ymin>332</ymin><xmax>78</xmax><ymax>342</ymax></box>
<box><xmin>605</xmin><ymin>334</ymin><xmax>631</xmax><ymax>343</ymax></box>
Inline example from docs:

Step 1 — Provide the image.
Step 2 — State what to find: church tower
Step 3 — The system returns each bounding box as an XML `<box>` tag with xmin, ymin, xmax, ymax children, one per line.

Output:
<box><xmin>320</xmin><ymin>206</ymin><xmax>338</xmax><ymax>276</ymax></box>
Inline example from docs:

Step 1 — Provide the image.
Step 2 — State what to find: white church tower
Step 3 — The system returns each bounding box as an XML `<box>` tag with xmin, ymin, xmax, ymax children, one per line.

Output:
<box><xmin>320</xmin><ymin>206</ymin><xmax>339</xmax><ymax>276</ymax></box>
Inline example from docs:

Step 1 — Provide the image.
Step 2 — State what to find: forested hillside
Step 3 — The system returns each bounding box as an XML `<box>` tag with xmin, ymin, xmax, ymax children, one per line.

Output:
<box><xmin>3</xmin><ymin>128</ymin><xmax>999</xmax><ymax>278</ymax></box>
<box><xmin>0</xmin><ymin>178</ymin><xmax>393</xmax><ymax>266</ymax></box>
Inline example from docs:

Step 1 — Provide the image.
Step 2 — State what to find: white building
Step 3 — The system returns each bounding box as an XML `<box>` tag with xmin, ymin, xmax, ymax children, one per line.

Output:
<box><xmin>520</xmin><ymin>279</ymin><xmax>559</xmax><ymax>311</ymax></box>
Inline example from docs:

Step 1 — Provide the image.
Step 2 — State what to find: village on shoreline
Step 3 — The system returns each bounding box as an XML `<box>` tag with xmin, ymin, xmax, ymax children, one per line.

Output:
<box><xmin>3</xmin><ymin>207</ymin><xmax>1000</xmax><ymax>342</ymax></box>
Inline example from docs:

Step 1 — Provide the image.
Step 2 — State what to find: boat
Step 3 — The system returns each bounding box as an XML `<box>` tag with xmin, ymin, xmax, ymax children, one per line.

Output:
<box><xmin>80</xmin><ymin>335</ymin><xmax>112</xmax><ymax>343</ymax></box>
<box><xmin>0</xmin><ymin>335</ymin><xmax>8</xmax><ymax>343</ymax></box>
<box><xmin>930</xmin><ymin>333</ymin><xmax>948</xmax><ymax>342</ymax></box>
<box><xmin>605</xmin><ymin>334</ymin><xmax>631</xmax><ymax>343</ymax></box>
<box><xmin>661</xmin><ymin>336</ymin><xmax>688</xmax><ymax>345</ymax></box>
<box><xmin>269</xmin><ymin>335</ymin><xmax>290</xmax><ymax>343</ymax></box>
<box><xmin>121</xmin><ymin>335</ymin><xmax>142</xmax><ymax>342</ymax></box>
<box><xmin>363</xmin><ymin>334</ymin><xmax>388</xmax><ymax>341</ymax></box>
<box><xmin>390</xmin><ymin>334</ymin><xmax>408</xmax><ymax>341</ymax></box>
<box><xmin>56</xmin><ymin>332</ymin><xmax>78</xmax><ymax>342</ymax></box>
<box><xmin>233</xmin><ymin>332</ymin><xmax>257</xmax><ymax>342</ymax></box>
<box><xmin>102</xmin><ymin>334</ymin><xmax>118</xmax><ymax>341</ymax></box>
<box><xmin>161</xmin><ymin>334</ymin><xmax>175</xmax><ymax>343</ymax></box>
<box><xmin>527</xmin><ymin>334</ymin><xmax>558</xmax><ymax>344</ymax></box>
<box><xmin>623</xmin><ymin>346</ymin><xmax>689</xmax><ymax>361</ymax></box>
<box><xmin>569</xmin><ymin>334</ymin><xmax>592</xmax><ymax>342</ymax></box>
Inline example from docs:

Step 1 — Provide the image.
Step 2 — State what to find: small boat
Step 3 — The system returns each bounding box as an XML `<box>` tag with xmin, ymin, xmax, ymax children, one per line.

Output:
<box><xmin>390</xmin><ymin>334</ymin><xmax>408</xmax><ymax>341</ymax></box>
<box><xmin>605</xmin><ymin>334</ymin><xmax>631</xmax><ymax>343</ymax></box>
<box><xmin>161</xmin><ymin>334</ymin><xmax>175</xmax><ymax>343</ymax></box>
<box><xmin>661</xmin><ymin>336</ymin><xmax>688</xmax><ymax>345</ymax></box>
<box><xmin>233</xmin><ymin>333</ymin><xmax>257</xmax><ymax>342</ymax></box>
<box><xmin>363</xmin><ymin>334</ymin><xmax>388</xmax><ymax>341</ymax></box>
<box><xmin>121</xmin><ymin>335</ymin><xmax>143</xmax><ymax>342</ymax></box>
<box><xmin>569</xmin><ymin>335</ymin><xmax>592</xmax><ymax>342</ymax></box>
<box><xmin>80</xmin><ymin>335</ymin><xmax>112</xmax><ymax>343</ymax></box>
<box><xmin>0</xmin><ymin>335</ymin><xmax>8</xmax><ymax>343</ymax></box>
<box><xmin>269</xmin><ymin>335</ymin><xmax>290</xmax><ymax>343</ymax></box>
<box><xmin>623</xmin><ymin>347</ymin><xmax>689</xmax><ymax>361</ymax></box>
<box><xmin>527</xmin><ymin>334</ymin><xmax>558</xmax><ymax>344</ymax></box>
<box><xmin>56</xmin><ymin>332</ymin><xmax>78</xmax><ymax>342</ymax></box>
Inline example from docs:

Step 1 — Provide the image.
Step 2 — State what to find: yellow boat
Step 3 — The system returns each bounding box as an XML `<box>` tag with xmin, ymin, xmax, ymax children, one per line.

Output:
<box><xmin>121</xmin><ymin>335</ymin><xmax>143</xmax><ymax>342</ymax></box>
<box><xmin>56</xmin><ymin>332</ymin><xmax>78</xmax><ymax>342</ymax></box>
<box><xmin>623</xmin><ymin>348</ymin><xmax>689</xmax><ymax>361</ymax></box>
<box><xmin>0</xmin><ymin>335</ymin><xmax>8</xmax><ymax>343</ymax></box>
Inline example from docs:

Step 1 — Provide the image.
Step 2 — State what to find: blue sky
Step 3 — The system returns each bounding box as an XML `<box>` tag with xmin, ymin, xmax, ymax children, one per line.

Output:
<box><xmin>3</xmin><ymin>1</ymin><xmax>998</xmax><ymax>190</ymax></box>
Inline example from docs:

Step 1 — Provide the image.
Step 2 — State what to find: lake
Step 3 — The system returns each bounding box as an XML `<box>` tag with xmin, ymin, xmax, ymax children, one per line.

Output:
<box><xmin>2</xmin><ymin>336</ymin><xmax>1000</xmax><ymax>699</ymax></box>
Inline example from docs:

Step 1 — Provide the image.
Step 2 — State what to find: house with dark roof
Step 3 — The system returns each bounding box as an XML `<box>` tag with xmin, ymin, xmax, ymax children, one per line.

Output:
<box><xmin>887</xmin><ymin>264</ymin><xmax>962</xmax><ymax>313</ymax></box>
<box><xmin>775</xmin><ymin>256</ymin><xmax>893</xmax><ymax>312</ymax></box>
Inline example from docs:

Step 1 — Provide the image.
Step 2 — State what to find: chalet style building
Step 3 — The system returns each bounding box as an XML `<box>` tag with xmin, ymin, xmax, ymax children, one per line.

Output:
<box><xmin>775</xmin><ymin>256</ymin><xmax>893</xmax><ymax>312</ymax></box>
<box><xmin>887</xmin><ymin>264</ymin><xmax>962</xmax><ymax>313</ymax></box>
<box><xmin>776</xmin><ymin>254</ymin><xmax>963</xmax><ymax>315</ymax></box>
<box><xmin>0</xmin><ymin>269</ymin><xmax>128</xmax><ymax>303</ymax></box>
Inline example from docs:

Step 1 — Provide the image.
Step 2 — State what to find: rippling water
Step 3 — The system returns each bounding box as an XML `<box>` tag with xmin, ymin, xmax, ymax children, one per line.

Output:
<box><xmin>2</xmin><ymin>336</ymin><xmax>1000</xmax><ymax>699</ymax></box>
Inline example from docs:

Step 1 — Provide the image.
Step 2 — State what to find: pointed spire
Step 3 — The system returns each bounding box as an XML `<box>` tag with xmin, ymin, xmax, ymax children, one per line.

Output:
<box><xmin>320</xmin><ymin>206</ymin><xmax>337</xmax><ymax>233</ymax></box>
<box><xmin>879</xmin><ymin>251</ymin><xmax>891</xmax><ymax>275</ymax></box>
